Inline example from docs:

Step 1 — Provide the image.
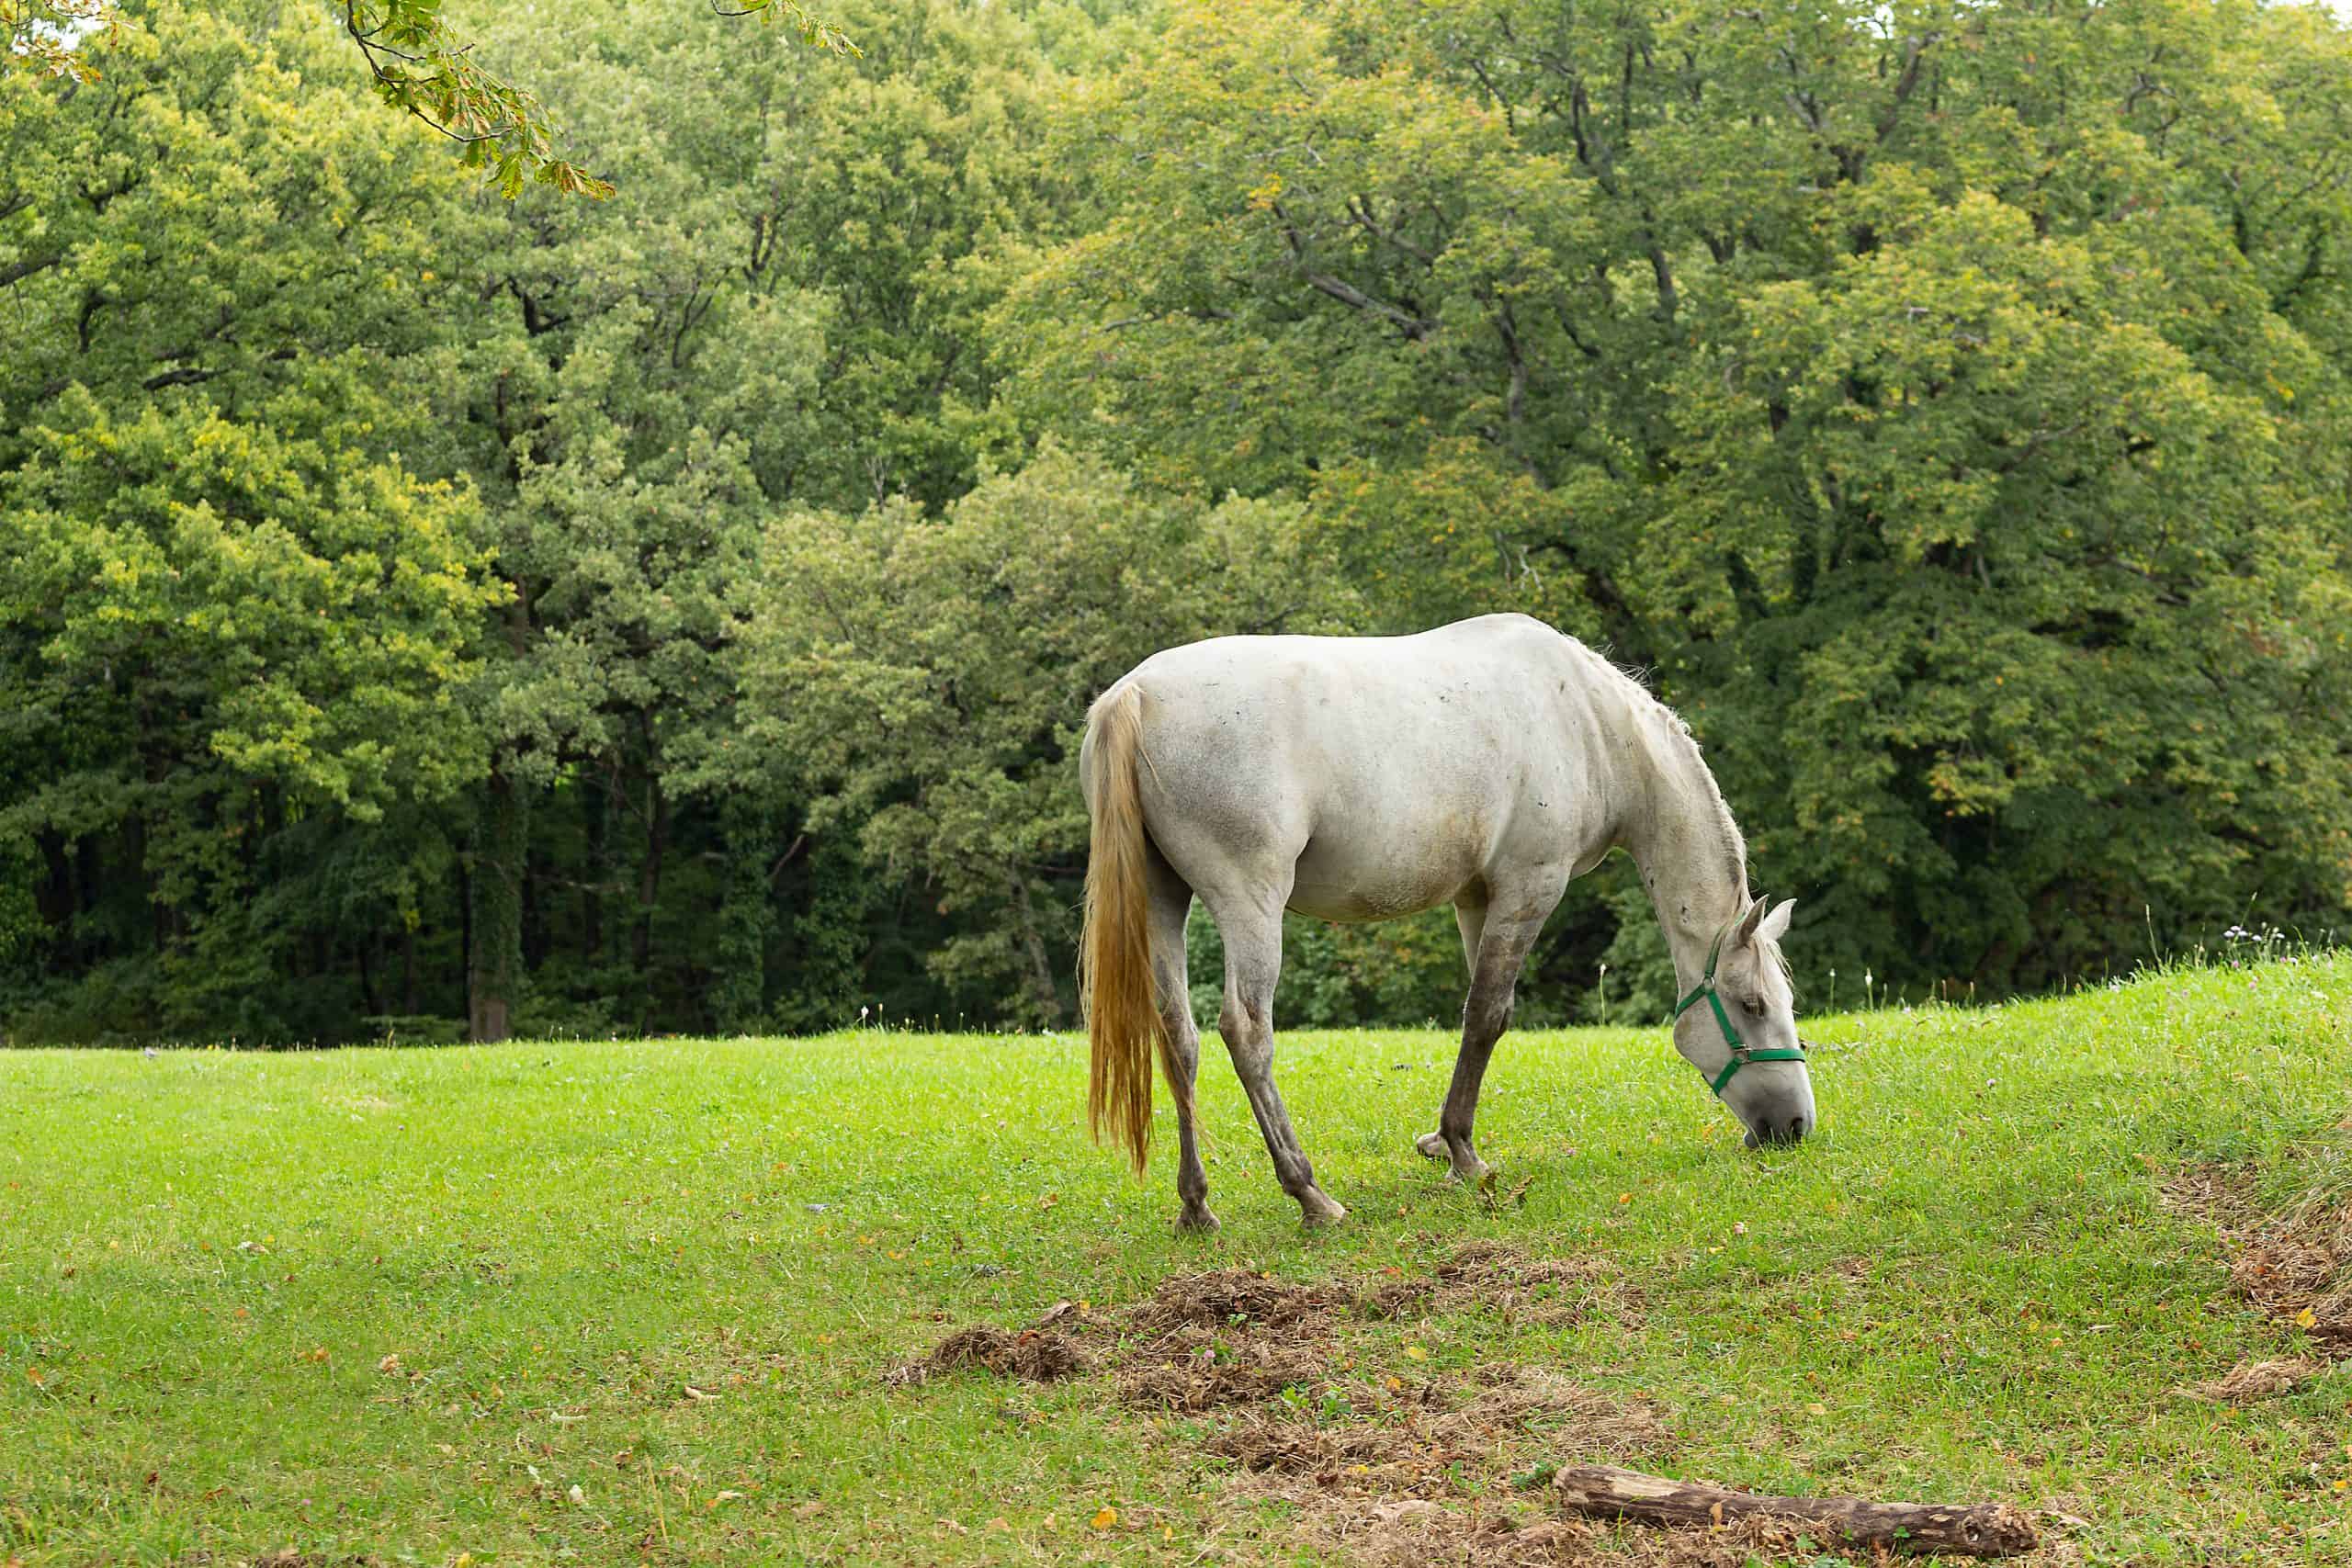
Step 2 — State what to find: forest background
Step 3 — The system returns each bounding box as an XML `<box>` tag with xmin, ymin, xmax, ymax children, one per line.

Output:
<box><xmin>4</xmin><ymin>0</ymin><xmax>2348</xmax><ymax>1044</ymax></box>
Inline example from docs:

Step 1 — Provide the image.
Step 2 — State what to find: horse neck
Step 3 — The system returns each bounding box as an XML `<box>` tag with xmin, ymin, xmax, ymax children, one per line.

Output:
<box><xmin>1620</xmin><ymin>725</ymin><xmax>1749</xmax><ymax>990</ymax></box>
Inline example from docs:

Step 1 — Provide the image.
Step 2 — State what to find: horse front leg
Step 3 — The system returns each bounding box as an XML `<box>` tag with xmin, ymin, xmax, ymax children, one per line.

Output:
<box><xmin>1211</xmin><ymin>898</ymin><xmax>1345</xmax><ymax>1227</ymax></box>
<box><xmin>1419</xmin><ymin>901</ymin><xmax>1551</xmax><ymax>1186</ymax></box>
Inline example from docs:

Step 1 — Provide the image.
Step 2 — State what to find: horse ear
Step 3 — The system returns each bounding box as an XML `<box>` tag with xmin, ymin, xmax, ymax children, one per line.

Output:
<box><xmin>1756</xmin><ymin>897</ymin><xmax>1795</xmax><ymax>945</ymax></box>
<box><xmin>1732</xmin><ymin>896</ymin><xmax>1769</xmax><ymax>946</ymax></box>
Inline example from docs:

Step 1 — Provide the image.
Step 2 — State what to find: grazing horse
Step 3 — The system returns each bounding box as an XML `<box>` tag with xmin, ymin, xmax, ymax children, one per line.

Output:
<box><xmin>1078</xmin><ymin>613</ymin><xmax>1813</xmax><ymax>1231</ymax></box>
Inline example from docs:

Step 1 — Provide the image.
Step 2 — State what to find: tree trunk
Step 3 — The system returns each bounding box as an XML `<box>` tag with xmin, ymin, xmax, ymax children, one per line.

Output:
<box><xmin>1008</xmin><ymin>874</ymin><xmax>1064</xmax><ymax>1027</ymax></box>
<box><xmin>583</xmin><ymin>770</ymin><xmax>607</xmax><ymax>959</ymax></box>
<box><xmin>458</xmin><ymin>856</ymin><xmax>472</xmax><ymax>1029</ymax></box>
<box><xmin>469</xmin><ymin>773</ymin><xmax>527</xmax><ymax>1043</ymax></box>
<box><xmin>356</xmin><ymin>934</ymin><xmax>379</xmax><ymax>1018</ymax></box>
<box><xmin>709</xmin><ymin>793</ymin><xmax>773</xmax><ymax>1035</ymax></box>
<box><xmin>401</xmin><ymin>923</ymin><xmax>419</xmax><ymax>1015</ymax></box>
<box><xmin>630</xmin><ymin>757</ymin><xmax>668</xmax><ymax>1029</ymax></box>
<box><xmin>632</xmin><ymin>765</ymin><xmax>666</xmax><ymax>978</ymax></box>
<box><xmin>522</xmin><ymin>822</ymin><xmax>546</xmax><ymax>971</ymax></box>
<box><xmin>34</xmin><ymin>831</ymin><xmax>74</xmax><ymax>943</ymax></box>
<box><xmin>1549</xmin><ymin>1465</ymin><xmax>2039</xmax><ymax>1558</ymax></box>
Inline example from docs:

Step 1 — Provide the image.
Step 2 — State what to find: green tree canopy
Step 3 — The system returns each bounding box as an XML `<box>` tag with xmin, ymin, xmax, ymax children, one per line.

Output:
<box><xmin>5</xmin><ymin>0</ymin><xmax>2348</xmax><ymax>1043</ymax></box>
<box><xmin>1001</xmin><ymin>0</ymin><xmax>2352</xmax><ymax>994</ymax></box>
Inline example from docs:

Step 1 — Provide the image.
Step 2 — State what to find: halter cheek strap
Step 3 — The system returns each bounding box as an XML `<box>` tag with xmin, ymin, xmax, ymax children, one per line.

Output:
<box><xmin>1674</xmin><ymin>927</ymin><xmax>1806</xmax><ymax>1097</ymax></box>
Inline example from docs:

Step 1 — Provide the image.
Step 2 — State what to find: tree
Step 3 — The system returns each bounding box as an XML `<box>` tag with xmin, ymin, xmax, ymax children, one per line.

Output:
<box><xmin>736</xmin><ymin>445</ymin><xmax>1362</xmax><ymax>1022</ymax></box>
<box><xmin>6</xmin><ymin>0</ymin><xmax>854</xmax><ymax>197</ymax></box>
<box><xmin>3</xmin><ymin>0</ymin><xmax>123</xmax><ymax>82</ymax></box>
<box><xmin>0</xmin><ymin>0</ymin><xmax>508</xmax><ymax>1039</ymax></box>
<box><xmin>1001</xmin><ymin>0</ymin><xmax>2352</xmax><ymax>997</ymax></box>
<box><xmin>0</xmin><ymin>391</ymin><xmax>503</xmax><ymax>1034</ymax></box>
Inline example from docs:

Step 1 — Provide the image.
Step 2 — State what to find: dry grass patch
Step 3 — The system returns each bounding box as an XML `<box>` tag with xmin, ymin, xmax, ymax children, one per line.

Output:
<box><xmin>890</xmin><ymin>1247</ymin><xmax>1690</xmax><ymax>1555</ymax></box>
<box><xmin>2165</xmin><ymin>1160</ymin><xmax>2352</xmax><ymax>1403</ymax></box>
<box><xmin>1204</xmin><ymin>1366</ymin><xmax>1661</xmax><ymax>1489</ymax></box>
<box><xmin>1293</xmin><ymin>1501</ymin><xmax>1856</xmax><ymax>1568</ymax></box>
<box><xmin>883</xmin><ymin>1323</ymin><xmax>1096</xmax><ymax>1387</ymax></box>
<box><xmin>2171</xmin><ymin>1357</ymin><xmax>2325</xmax><ymax>1404</ymax></box>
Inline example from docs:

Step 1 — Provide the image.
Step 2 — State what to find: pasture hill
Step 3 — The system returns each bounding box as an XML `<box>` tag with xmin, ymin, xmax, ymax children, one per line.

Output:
<box><xmin>3</xmin><ymin>953</ymin><xmax>2350</xmax><ymax>1562</ymax></box>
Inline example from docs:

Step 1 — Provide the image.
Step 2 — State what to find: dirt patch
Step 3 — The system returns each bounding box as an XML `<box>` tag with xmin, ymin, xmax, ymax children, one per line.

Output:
<box><xmin>1106</xmin><ymin>1268</ymin><xmax>1364</xmax><ymax>1409</ymax></box>
<box><xmin>1123</xmin><ymin>1266</ymin><xmax>1361</xmax><ymax>1335</ymax></box>
<box><xmin>1114</xmin><ymin>1321</ymin><xmax>1340</xmax><ymax>1411</ymax></box>
<box><xmin>1110</xmin><ymin>1249</ymin><xmax>1628</xmax><ymax>1413</ymax></box>
<box><xmin>1204</xmin><ymin>1366</ymin><xmax>1662</xmax><ymax>1490</ymax></box>
<box><xmin>888</xmin><ymin>1246</ymin><xmax>2049</xmax><ymax>1564</ymax></box>
<box><xmin>1295</xmin><ymin>1501</ymin><xmax>1832</xmax><ymax>1568</ymax></box>
<box><xmin>2172</xmin><ymin>1357</ymin><xmax>2325</xmax><ymax>1404</ymax></box>
<box><xmin>1292</xmin><ymin>1500</ymin><xmax>1599</xmax><ymax>1567</ymax></box>
<box><xmin>890</xmin><ymin>1245</ymin><xmax>1666</xmax><ymax>1553</ymax></box>
<box><xmin>890</xmin><ymin>1247</ymin><xmax>1629</xmax><ymax>1410</ymax></box>
<box><xmin>2166</xmin><ymin>1163</ymin><xmax>2352</xmax><ymax>1348</ymax></box>
<box><xmin>882</xmin><ymin>1324</ymin><xmax>1094</xmax><ymax>1387</ymax></box>
<box><xmin>1360</xmin><ymin>1241</ymin><xmax>1627</xmax><ymax>1327</ymax></box>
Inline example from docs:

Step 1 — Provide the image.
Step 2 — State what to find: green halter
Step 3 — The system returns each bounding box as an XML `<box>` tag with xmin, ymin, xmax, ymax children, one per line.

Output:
<box><xmin>1675</xmin><ymin>926</ymin><xmax>1807</xmax><ymax>1097</ymax></box>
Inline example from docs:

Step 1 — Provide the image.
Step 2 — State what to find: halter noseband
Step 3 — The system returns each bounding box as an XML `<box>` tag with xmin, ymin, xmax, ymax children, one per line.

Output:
<box><xmin>1674</xmin><ymin>926</ymin><xmax>1807</xmax><ymax>1097</ymax></box>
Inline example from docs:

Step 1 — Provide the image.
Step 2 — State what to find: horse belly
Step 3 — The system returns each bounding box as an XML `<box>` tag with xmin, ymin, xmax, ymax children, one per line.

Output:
<box><xmin>1286</xmin><ymin>802</ymin><xmax>1494</xmax><ymax>923</ymax></box>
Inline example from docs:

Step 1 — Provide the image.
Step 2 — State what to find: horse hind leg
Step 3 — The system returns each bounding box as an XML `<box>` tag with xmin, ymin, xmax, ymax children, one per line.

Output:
<box><xmin>1420</xmin><ymin>894</ymin><xmax>1554</xmax><ymax>1185</ymax></box>
<box><xmin>1419</xmin><ymin>897</ymin><xmax>1492</xmax><ymax>1177</ymax></box>
<box><xmin>1206</xmin><ymin>891</ymin><xmax>1346</xmax><ymax>1227</ymax></box>
<box><xmin>1147</xmin><ymin>850</ymin><xmax>1216</xmax><ymax>1234</ymax></box>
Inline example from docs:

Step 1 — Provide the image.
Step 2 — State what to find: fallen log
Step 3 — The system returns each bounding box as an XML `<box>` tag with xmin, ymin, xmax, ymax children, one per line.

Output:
<box><xmin>1551</xmin><ymin>1463</ymin><xmax>2041</xmax><ymax>1558</ymax></box>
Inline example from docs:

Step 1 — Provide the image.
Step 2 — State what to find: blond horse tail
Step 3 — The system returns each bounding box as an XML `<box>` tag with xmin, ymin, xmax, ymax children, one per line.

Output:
<box><xmin>1080</xmin><ymin>683</ymin><xmax>1172</xmax><ymax>1178</ymax></box>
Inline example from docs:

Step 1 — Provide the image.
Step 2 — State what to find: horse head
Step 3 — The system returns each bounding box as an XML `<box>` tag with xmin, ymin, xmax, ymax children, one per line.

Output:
<box><xmin>1671</xmin><ymin>896</ymin><xmax>1815</xmax><ymax>1147</ymax></box>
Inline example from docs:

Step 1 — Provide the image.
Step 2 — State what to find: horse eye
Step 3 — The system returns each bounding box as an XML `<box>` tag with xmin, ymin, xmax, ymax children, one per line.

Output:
<box><xmin>1742</xmin><ymin>997</ymin><xmax>1766</xmax><ymax>1017</ymax></box>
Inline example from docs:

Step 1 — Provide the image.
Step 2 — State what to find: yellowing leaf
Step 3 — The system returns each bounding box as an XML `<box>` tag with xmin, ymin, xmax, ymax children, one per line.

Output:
<box><xmin>1090</xmin><ymin>1506</ymin><xmax>1117</xmax><ymax>1531</ymax></box>
<box><xmin>1405</xmin><ymin>1346</ymin><xmax>1428</xmax><ymax>1361</ymax></box>
<box><xmin>2298</xmin><ymin>1307</ymin><xmax>2318</xmax><ymax>1329</ymax></box>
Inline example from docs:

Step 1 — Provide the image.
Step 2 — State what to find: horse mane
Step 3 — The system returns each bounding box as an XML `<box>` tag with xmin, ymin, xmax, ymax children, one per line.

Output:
<box><xmin>1624</xmin><ymin>681</ymin><xmax>1793</xmax><ymax>987</ymax></box>
<box><xmin>1572</xmin><ymin>636</ymin><xmax>1752</xmax><ymax>905</ymax></box>
<box><xmin>1651</xmin><ymin>701</ymin><xmax>1751</xmax><ymax>897</ymax></box>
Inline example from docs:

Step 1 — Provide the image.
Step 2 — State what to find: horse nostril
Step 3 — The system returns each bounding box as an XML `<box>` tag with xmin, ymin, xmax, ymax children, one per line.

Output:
<box><xmin>1786</xmin><ymin>1116</ymin><xmax>1808</xmax><ymax>1143</ymax></box>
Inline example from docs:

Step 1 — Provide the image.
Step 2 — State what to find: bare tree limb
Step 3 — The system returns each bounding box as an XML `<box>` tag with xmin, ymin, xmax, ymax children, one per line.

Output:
<box><xmin>1551</xmin><ymin>1465</ymin><xmax>2041</xmax><ymax>1558</ymax></box>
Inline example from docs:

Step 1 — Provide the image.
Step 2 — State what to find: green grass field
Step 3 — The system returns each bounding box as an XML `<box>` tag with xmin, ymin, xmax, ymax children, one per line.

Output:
<box><xmin>5</xmin><ymin>956</ymin><xmax>2350</xmax><ymax>1566</ymax></box>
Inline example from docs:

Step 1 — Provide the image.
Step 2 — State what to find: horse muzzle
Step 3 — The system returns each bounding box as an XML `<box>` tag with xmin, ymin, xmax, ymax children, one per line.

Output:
<box><xmin>1742</xmin><ymin>1111</ymin><xmax>1810</xmax><ymax>1150</ymax></box>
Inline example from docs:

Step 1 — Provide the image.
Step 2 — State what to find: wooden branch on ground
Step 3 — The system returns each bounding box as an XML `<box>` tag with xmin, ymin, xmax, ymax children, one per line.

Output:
<box><xmin>1550</xmin><ymin>1464</ymin><xmax>2041</xmax><ymax>1558</ymax></box>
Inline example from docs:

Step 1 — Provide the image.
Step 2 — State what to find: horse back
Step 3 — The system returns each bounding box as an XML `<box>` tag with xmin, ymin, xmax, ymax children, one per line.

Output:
<box><xmin>1114</xmin><ymin>616</ymin><xmax>1631</xmax><ymax>919</ymax></box>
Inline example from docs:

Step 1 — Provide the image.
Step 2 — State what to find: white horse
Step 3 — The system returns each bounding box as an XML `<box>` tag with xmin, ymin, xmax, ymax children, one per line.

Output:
<box><xmin>1078</xmin><ymin>613</ymin><xmax>1813</xmax><ymax>1230</ymax></box>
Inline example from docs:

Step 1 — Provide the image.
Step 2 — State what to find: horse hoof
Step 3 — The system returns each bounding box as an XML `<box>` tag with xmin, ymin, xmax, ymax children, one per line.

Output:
<box><xmin>1451</xmin><ymin>1157</ymin><xmax>1493</xmax><ymax>1185</ymax></box>
<box><xmin>1173</xmin><ymin>1205</ymin><xmax>1220</xmax><ymax>1235</ymax></box>
<box><xmin>1300</xmin><ymin>1192</ymin><xmax>1348</xmax><ymax>1228</ymax></box>
<box><xmin>1419</xmin><ymin>1132</ymin><xmax>1489</xmax><ymax>1184</ymax></box>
